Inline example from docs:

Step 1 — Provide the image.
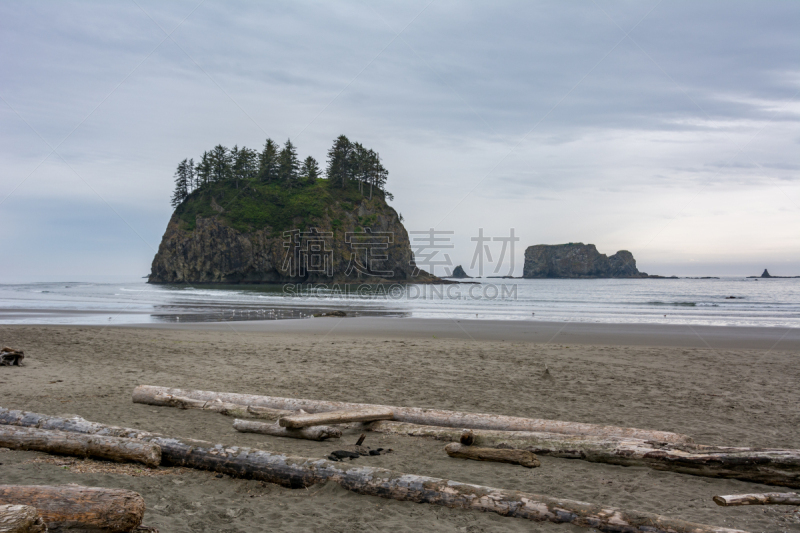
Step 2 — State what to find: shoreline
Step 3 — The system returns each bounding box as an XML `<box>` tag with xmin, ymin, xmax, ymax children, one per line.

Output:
<box><xmin>126</xmin><ymin>316</ymin><xmax>800</xmax><ymax>351</ymax></box>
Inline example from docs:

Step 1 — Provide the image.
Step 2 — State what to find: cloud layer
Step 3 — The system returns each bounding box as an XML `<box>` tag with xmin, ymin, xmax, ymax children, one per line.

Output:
<box><xmin>1</xmin><ymin>0</ymin><xmax>798</xmax><ymax>280</ymax></box>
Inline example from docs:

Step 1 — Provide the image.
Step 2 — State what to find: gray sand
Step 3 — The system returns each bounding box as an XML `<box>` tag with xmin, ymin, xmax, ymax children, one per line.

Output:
<box><xmin>1</xmin><ymin>322</ymin><xmax>799</xmax><ymax>532</ymax></box>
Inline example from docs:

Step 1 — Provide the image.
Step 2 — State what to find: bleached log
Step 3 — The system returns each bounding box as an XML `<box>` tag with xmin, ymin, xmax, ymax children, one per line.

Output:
<box><xmin>445</xmin><ymin>443</ymin><xmax>540</xmax><ymax>468</ymax></box>
<box><xmin>233</xmin><ymin>419</ymin><xmax>341</xmax><ymax>440</ymax></box>
<box><xmin>0</xmin><ymin>425</ymin><xmax>160</xmax><ymax>467</ymax></box>
<box><xmin>132</xmin><ymin>385</ymin><xmax>691</xmax><ymax>443</ymax></box>
<box><xmin>370</xmin><ymin>421</ymin><xmax>800</xmax><ymax>488</ymax></box>
<box><xmin>150</xmin><ymin>393</ymin><xmax>293</xmax><ymax>420</ymax></box>
<box><xmin>0</xmin><ymin>505</ymin><xmax>47</xmax><ymax>533</ymax></box>
<box><xmin>0</xmin><ymin>407</ymin><xmax>745</xmax><ymax>533</ymax></box>
<box><xmin>713</xmin><ymin>492</ymin><xmax>800</xmax><ymax>506</ymax></box>
<box><xmin>279</xmin><ymin>407</ymin><xmax>393</xmax><ymax>429</ymax></box>
<box><xmin>0</xmin><ymin>485</ymin><xmax>144</xmax><ymax>532</ymax></box>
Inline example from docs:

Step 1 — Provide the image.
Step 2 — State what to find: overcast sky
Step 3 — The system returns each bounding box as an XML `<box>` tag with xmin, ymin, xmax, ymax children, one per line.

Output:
<box><xmin>1</xmin><ymin>1</ymin><xmax>799</xmax><ymax>281</ymax></box>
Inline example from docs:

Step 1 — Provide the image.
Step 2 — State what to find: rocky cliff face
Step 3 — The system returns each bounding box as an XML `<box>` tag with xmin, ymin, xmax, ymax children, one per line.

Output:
<box><xmin>523</xmin><ymin>243</ymin><xmax>644</xmax><ymax>278</ymax></box>
<box><xmin>149</xmin><ymin>194</ymin><xmax>434</xmax><ymax>284</ymax></box>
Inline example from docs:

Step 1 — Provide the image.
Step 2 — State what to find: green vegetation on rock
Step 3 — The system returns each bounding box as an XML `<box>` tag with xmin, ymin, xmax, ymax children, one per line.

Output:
<box><xmin>170</xmin><ymin>134</ymin><xmax>392</xmax><ymax>235</ymax></box>
<box><xmin>175</xmin><ymin>178</ymin><xmax>382</xmax><ymax>235</ymax></box>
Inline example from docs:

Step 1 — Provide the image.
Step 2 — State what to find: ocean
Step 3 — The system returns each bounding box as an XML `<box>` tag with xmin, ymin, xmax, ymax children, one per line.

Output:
<box><xmin>1</xmin><ymin>277</ymin><xmax>798</xmax><ymax>328</ymax></box>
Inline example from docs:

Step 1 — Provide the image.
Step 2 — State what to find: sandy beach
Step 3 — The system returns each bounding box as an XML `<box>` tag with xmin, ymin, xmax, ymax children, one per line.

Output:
<box><xmin>1</xmin><ymin>319</ymin><xmax>799</xmax><ymax>532</ymax></box>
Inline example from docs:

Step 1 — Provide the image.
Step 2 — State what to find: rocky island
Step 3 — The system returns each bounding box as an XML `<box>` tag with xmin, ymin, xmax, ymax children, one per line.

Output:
<box><xmin>523</xmin><ymin>243</ymin><xmax>646</xmax><ymax>278</ymax></box>
<box><xmin>747</xmin><ymin>269</ymin><xmax>800</xmax><ymax>279</ymax></box>
<box><xmin>149</xmin><ymin>136</ymin><xmax>437</xmax><ymax>284</ymax></box>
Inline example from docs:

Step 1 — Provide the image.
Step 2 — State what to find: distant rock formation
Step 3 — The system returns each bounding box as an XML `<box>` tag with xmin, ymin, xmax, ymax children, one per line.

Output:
<box><xmin>523</xmin><ymin>243</ymin><xmax>645</xmax><ymax>278</ymax></box>
<box><xmin>747</xmin><ymin>268</ymin><xmax>800</xmax><ymax>279</ymax></box>
<box><xmin>449</xmin><ymin>265</ymin><xmax>471</xmax><ymax>279</ymax></box>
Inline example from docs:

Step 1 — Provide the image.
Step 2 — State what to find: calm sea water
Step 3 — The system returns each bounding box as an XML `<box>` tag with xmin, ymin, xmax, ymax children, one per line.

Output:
<box><xmin>1</xmin><ymin>278</ymin><xmax>798</xmax><ymax>327</ymax></box>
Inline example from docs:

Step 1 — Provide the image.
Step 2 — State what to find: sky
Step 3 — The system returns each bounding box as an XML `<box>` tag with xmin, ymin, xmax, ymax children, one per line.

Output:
<box><xmin>1</xmin><ymin>1</ymin><xmax>799</xmax><ymax>282</ymax></box>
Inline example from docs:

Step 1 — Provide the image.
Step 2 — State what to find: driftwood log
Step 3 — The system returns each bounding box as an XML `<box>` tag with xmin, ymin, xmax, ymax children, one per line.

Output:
<box><xmin>279</xmin><ymin>407</ymin><xmax>394</xmax><ymax>429</ymax></box>
<box><xmin>713</xmin><ymin>492</ymin><xmax>800</xmax><ymax>506</ymax></box>
<box><xmin>148</xmin><ymin>393</ymin><xmax>293</xmax><ymax>420</ymax></box>
<box><xmin>0</xmin><ymin>407</ymin><xmax>745</xmax><ymax>533</ymax></box>
<box><xmin>445</xmin><ymin>443</ymin><xmax>540</xmax><ymax>468</ymax></box>
<box><xmin>132</xmin><ymin>385</ymin><xmax>690</xmax><ymax>443</ymax></box>
<box><xmin>0</xmin><ymin>485</ymin><xmax>145</xmax><ymax>532</ymax></box>
<box><xmin>370</xmin><ymin>421</ymin><xmax>800</xmax><ymax>488</ymax></box>
<box><xmin>0</xmin><ymin>426</ymin><xmax>160</xmax><ymax>467</ymax></box>
<box><xmin>0</xmin><ymin>505</ymin><xmax>47</xmax><ymax>533</ymax></box>
<box><xmin>233</xmin><ymin>419</ymin><xmax>341</xmax><ymax>440</ymax></box>
<box><xmin>0</xmin><ymin>348</ymin><xmax>23</xmax><ymax>367</ymax></box>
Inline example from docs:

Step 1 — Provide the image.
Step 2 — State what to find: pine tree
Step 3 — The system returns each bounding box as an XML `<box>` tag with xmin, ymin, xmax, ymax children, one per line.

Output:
<box><xmin>209</xmin><ymin>145</ymin><xmax>230</xmax><ymax>182</ymax></box>
<box><xmin>232</xmin><ymin>146</ymin><xmax>258</xmax><ymax>188</ymax></box>
<box><xmin>300</xmin><ymin>156</ymin><xmax>320</xmax><ymax>183</ymax></box>
<box><xmin>277</xmin><ymin>139</ymin><xmax>299</xmax><ymax>185</ymax></box>
<box><xmin>196</xmin><ymin>152</ymin><xmax>211</xmax><ymax>186</ymax></box>
<box><xmin>368</xmin><ymin>152</ymin><xmax>388</xmax><ymax>200</ymax></box>
<box><xmin>258</xmin><ymin>139</ymin><xmax>279</xmax><ymax>182</ymax></box>
<box><xmin>171</xmin><ymin>159</ymin><xmax>191</xmax><ymax>208</ymax></box>
<box><xmin>187</xmin><ymin>158</ymin><xmax>197</xmax><ymax>190</ymax></box>
<box><xmin>325</xmin><ymin>135</ymin><xmax>353</xmax><ymax>188</ymax></box>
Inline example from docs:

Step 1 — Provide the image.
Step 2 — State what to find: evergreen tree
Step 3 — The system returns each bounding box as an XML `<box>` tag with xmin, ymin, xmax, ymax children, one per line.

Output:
<box><xmin>350</xmin><ymin>142</ymin><xmax>368</xmax><ymax>194</ymax></box>
<box><xmin>277</xmin><ymin>139</ymin><xmax>299</xmax><ymax>185</ymax></box>
<box><xmin>187</xmin><ymin>158</ymin><xmax>197</xmax><ymax>190</ymax></box>
<box><xmin>325</xmin><ymin>135</ymin><xmax>353</xmax><ymax>188</ymax></box>
<box><xmin>171</xmin><ymin>159</ymin><xmax>192</xmax><ymax>208</ymax></box>
<box><xmin>300</xmin><ymin>156</ymin><xmax>320</xmax><ymax>183</ymax></box>
<box><xmin>368</xmin><ymin>152</ymin><xmax>388</xmax><ymax>199</ymax></box>
<box><xmin>232</xmin><ymin>146</ymin><xmax>258</xmax><ymax>188</ymax></box>
<box><xmin>196</xmin><ymin>151</ymin><xmax>211</xmax><ymax>186</ymax></box>
<box><xmin>209</xmin><ymin>145</ymin><xmax>231</xmax><ymax>182</ymax></box>
<box><xmin>258</xmin><ymin>139</ymin><xmax>279</xmax><ymax>182</ymax></box>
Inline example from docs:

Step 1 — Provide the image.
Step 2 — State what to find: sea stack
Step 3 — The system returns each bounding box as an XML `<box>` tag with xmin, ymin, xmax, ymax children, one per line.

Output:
<box><xmin>149</xmin><ymin>181</ymin><xmax>436</xmax><ymax>284</ymax></box>
<box><xmin>449</xmin><ymin>265</ymin><xmax>471</xmax><ymax>279</ymax></box>
<box><xmin>761</xmin><ymin>269</ymin><xmax>772</xmax><ymax>278</ymax></box>
<box><xmin>522</xmin><ymin>243</ymin><xmax>645</xmax><ymax>278</ymax></box>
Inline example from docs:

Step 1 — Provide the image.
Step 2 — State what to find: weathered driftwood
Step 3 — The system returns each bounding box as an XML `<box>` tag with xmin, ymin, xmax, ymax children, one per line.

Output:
<box><xmin>149</xmin><ymin>393</ymin><xmax>293</xmax><ymax>420</ymax></box>
<box><xmin>0</xmin><ymin>425</ymin><xmax>160</xmax><ymax>467</ymax></box>
<box><xmin>445</xmin><ymin>443</ymin><xmax>540</xmax><ymax>468</ymax></box>
<box><xmin>0</xmin><ymin>348</ymin><xmax>23</xmax><ymax>367</ymax></box>
<box><xmin>0</xmin><ymin>504</ymin><xmax>47</xmax><ymax>533</ymax></box>
<box><xmin>0</xmin><ymin>485</ymin><xmax>145</xmax><ymax>532</ymax></box>
<box><xmin>132</xmin><ymin>385</ymin><xmax>691</xmax><ymax>443</ymax></box>
<box><xmin>233</xmin><ymin>419</ymin><xmax>341</xmax><ymax>441</ymax></box>
<box><xmin>0</xmin><ymin>407</ymin><xmax>745</xmax><ymax>533</ymax></box>
<box><xmin>279</xmin><ymin>407</ymin><xmax>394</xmax><ymax>429</ymax></box>
<box><xmin>370</xmin><ymin>421</ymin><xmax>800</xmax><ymax>488</ymax></box>
<box><xmin>713</xmin><ymin>492</ymin><xmax>800</xmax><ymax>506</ymax></box>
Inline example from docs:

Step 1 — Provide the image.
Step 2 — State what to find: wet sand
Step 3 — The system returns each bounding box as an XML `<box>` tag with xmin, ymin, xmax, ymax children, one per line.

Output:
<box><xmin>1</xmin><ymin>320</ymin><xmax>799</xmax><ymax>532</ymax></box>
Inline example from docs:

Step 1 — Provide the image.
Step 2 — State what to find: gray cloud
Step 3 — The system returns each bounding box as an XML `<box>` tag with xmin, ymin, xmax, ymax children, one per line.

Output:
<box><xmin>1</xmin><ymin>0</ymin><xmax>798</xmax><ymax>280</ymax></box>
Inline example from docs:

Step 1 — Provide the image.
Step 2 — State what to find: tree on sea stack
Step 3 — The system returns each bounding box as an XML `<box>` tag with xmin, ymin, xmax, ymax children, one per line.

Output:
<box><xmin>170</xmin><ymin>158</ymin><xmax>194</xmax><ymax>207</ymax></box>
<box><xmin>209</xmin><ymin>144</ymin><xmax>231</xmax><ymax>182</ymax></box>
<box><xmin>232</xmin><ymin>146</ymin><xmax>258</xmax><ymax>187</ymax></box>
<box><xmin>278</xmin><ymin>139</ymin><xmax>300</xmax><ymax>187</ymax></box>
<box><xmin>300</xmin><ymin>156</ymin><xmax>320</xmax><ymax>183</ymax></box>
<box><xmin>326</xmin><ymin>134</ymin><xmax>353</xmax><ymax>188</ymax></box>
<box><xmin>258</xmin><ymin>138</ymin><xmax>280</xmax><ymax>182</ymax></box>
